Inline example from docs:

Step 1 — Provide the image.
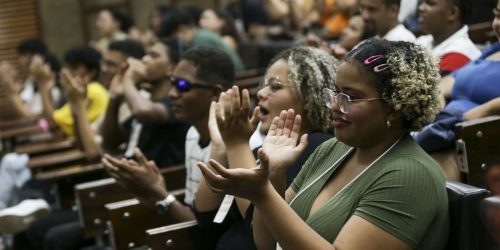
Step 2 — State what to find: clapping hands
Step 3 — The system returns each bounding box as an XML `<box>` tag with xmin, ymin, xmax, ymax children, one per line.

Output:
<box><xmin>215</xmin><ymin>85</ymin><xmax>260</xmax><ymax>147</ymax></box>
<box><xmin>198</xmin><ymin>109</ymin><xmax>307</xmax><ymax>201</ymax></box>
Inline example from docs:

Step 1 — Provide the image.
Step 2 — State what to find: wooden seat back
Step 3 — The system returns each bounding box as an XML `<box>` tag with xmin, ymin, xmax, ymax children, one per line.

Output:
<box><xmin>146</xmin><ymin>220</ymin><xmax>215</xmax><ymax>250</ymax></box>
<box><xmin>75</xmin><ymin>165</ymin><xmax>186</xmax><ymax>239</ymax></box>
<box><xmin>455</xmin><ymin>116</ymin><xmax>500</xmax><ymax>187</ymax></box>
<box><xmin>105</xmin><ymin>190</ymin><xmax>185</xmax><ymax>250</ymax></box>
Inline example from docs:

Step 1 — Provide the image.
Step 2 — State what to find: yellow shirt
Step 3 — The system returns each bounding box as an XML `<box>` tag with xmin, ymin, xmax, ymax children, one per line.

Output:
<box><xmin>52</xmin><ymin>82</ymin><xmax>109</xmax><ymax>136</ymax></box>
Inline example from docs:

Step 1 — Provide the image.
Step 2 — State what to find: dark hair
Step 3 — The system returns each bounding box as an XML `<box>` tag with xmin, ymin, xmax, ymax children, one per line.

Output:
<box><xmin>183</xmin><ymin>5</ymin><xmax>203</xmax><ymax>26</ymax></box>
<box><xmin>345</xmin><ymin>38</ymin><xmax>441</xmax><ymax>131</ymax></box>
<box><xmin>158</xmin><ymin>10</ymin><xmax>195</xmax><ymax>37</ymax></box>
<box><xmin>385</xmin><ymin>0</ymin><xmax>401</xmax><ymax>7</ymax></box>
<box><xmin>17</xmin><ymin>39</ymin><xmax>47</xmax><ymax>55</ymax></box>
<box><xmin>447</xmin><ymin>0</ymin><xmax>472</xmax><ymax>24</ymax></box>
<box><xmin>154</xmin><ymin>4</ymin><xmax>174</xmax><ymax>16</ymax></box>
<box><xmin>212</xmin><ymin>9</ymin><xmax>241</xmax><ymax>43</ymax></box>
<box><xmin>43</xmin><ymin>53</ymin><xmax>61</xmax><ymax>74</ymax></box>
<box><xmin>158</xmin><ymin>37</ymin><xmax>184</xmax><ymax>64</ymax></box>
<box><xmin>63</xmin><ymin>45</ymin><xmax>102</xmax><ymax>80</ymax></box>
<box><xmin>106</xmin><ymin>9</ymin><xmax>134</xmax><ymax>32</ymax></box>
<box><xmin>108</xmin><ymin>39</ymin><xmax>145</xmax><ymax>59</ymax></box>
<box><xmin>181</xmin><ymin>46</ymin><xmax>234</xmax><ymax>89</ymax></box>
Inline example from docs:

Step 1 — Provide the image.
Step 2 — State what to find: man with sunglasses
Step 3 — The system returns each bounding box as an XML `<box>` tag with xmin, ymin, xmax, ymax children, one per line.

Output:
<box><xmin>102</xmin><ymin>46</ymin><xmax>235</xmax><ymax>232</ymax></box>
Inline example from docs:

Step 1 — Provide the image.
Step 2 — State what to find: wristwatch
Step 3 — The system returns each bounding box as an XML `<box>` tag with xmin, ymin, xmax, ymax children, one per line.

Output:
<box><xmin>155</xmin><ymin>194</ymin><xmax>176</xmax><ymax>215</ymax></box>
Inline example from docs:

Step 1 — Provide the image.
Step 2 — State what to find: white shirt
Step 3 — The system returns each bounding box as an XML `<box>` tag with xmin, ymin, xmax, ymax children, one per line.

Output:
<box><xmin>382</xmin><ymin>24</ymin><xmax>416</xmax><ymax>42</ymax></box>
<box><xmin>398</xmin><ymin>0</ymin><xmax>419</xmax><ymax>23</ymax></box>
<box><xmin>184</xmin><ymin>126</ymin><xmax>211</xmax><ymax>207</ymax></box>
<box><xmin>416</xmin><ymin>25</ymin><xmax>481</xmax><ymax>62</ymax></box>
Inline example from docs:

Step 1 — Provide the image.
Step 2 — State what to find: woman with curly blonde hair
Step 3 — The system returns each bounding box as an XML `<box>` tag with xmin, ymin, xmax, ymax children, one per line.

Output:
<box><xmin>199</xmin><ymin>38</ymin><xmax>449</xmax><ymax>250</ymax></box>
<box><xmin>194</xmin><ymin>46</ymin><xmax>339</xmax><ymax>249</ymax></box>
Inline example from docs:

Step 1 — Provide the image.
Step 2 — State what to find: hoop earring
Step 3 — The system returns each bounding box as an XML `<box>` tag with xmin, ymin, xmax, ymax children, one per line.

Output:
<box><xmin>386</xmin><ymin>120</ymin><xmax>392</xmax><ymax>128</ymax></box>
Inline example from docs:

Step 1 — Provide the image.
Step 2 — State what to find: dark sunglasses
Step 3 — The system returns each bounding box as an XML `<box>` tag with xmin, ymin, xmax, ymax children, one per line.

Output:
<box><xmin>169</xmin><ymin>76</ymin><xmax>215</xmax><ymax>92</ymax></box>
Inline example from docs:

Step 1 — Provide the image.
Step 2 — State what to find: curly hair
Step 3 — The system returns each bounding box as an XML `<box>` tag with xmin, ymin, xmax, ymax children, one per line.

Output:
<box><xmin>345</xmin><ymin>39</ymin><xmax>441</xmax><ymax>131</ymax></box>
<box><xmin>269</xmin><ymin>46</ymin><xmax>339</xmax><ymax>133</ymax></box>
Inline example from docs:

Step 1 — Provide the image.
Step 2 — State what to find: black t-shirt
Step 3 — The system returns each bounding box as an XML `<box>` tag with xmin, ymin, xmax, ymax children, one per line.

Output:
<box><xmin>123</xmin><ymin>97</ymin><xmax>190</xmax><ymax>168</ymax></box>
<box><xmin>193</xmin><ymin>132</ymin><xmax>333</xmax><ymax>250</ymax></box>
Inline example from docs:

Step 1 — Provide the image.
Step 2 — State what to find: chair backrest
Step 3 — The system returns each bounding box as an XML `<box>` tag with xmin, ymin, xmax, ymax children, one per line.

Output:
<box><xmin>480</xmin><ymin>195</ymin><xmax>500</xmax><ymax>246</ymax></box>
<box><xmin>146</xmin><ymin>220</ymin><xmax>216</xmax><ymax>250</ymax></box>
<box><xmin>445</xmin><ymin>181</ymin><xmax>495</xmax><ymax>250</ymax></box>
<box><xmin>455</xmin><ymin>116</ymin><xmax>500</xmax><ymax>186</ymax></box>
<box><xmin>106</xmin><ymin>190</ymin><xmax>185</xmax><ymax>250</ymax></box>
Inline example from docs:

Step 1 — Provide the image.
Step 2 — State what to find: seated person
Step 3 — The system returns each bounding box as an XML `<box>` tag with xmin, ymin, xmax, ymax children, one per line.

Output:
<box><xmin>194</xmin><ymin>46</ymin><xmax>339</xmax><ymax>249</ymax></box>
<box><xmin>360</xmin><ymin>0</ymin><xmax>416</xmax><ymax>42</ymax></box>
<box><xmin>102</xmin><ymin>46</ymin><xmax>235</xmax><ymax>226</ymax></box>
<box><xmin>199</xmin><ymin>38</ymin><xmax>449</xmax><ymax>249</ymax></box>
<box><xmin>0</xmin><ymin>45</ymin><xmax>108</xmax><ymax>212</ymax></box>
<box><xmin>417</xmin><ymin>0</ymin><xmax>480</xmax><ymax>75</ymax></box>
<box><xmin>199</xmin><ymin>8</ymin><xmax>241</xmax><ymax>51</ymax></box>
<box><xmin>159</xmin><ymin>10</ymin><xmax>245</xmax><ymax>72</ymax></box>
<box><xmin>414</xmin><ymin>2</ymin><xmax>500</xmax><ymax>179</ymax></box>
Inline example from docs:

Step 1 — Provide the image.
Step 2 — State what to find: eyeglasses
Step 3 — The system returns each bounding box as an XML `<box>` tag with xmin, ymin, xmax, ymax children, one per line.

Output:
<box><xmin>323</xmin><ymin>88</ymin><xmax>383</xmax><ymax>114</ymax></box>
<box><xmin>169</xmin><ymin>76</ymin><xmax>215</xmax><ymax>93</ymax></box>
<box><xmin>259</xmin><ymin>76</ymin><xmax>288</xmax><ymax>92</ymax></box>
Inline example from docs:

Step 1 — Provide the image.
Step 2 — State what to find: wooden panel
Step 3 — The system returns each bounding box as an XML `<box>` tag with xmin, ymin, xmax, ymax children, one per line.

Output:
<box><xmin>0</xmin><ymin>0</ymin><xmax>40</xmax><ymax>82</ymax></box>
<box><xmin>75</xmin><ymin>165</ymin><xmax>185</xmax><ymax>239</ymax></box>
<box><xmin>106</xmin><ymin>190</ymin><xmax>185</xmax><ymax>250</ymax></box>
<box><xmin>455</xmin><ymin>116</ymin><xmax>500</xmax><ymax>187</ymax></box>
<box><xmin>146</xmin><ymin>221</ymin><xmax>211</xmax><ymax>250</ymax></box>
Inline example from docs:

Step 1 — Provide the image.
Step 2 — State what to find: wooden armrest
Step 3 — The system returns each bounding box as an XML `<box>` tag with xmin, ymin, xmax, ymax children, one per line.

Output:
<box><xmin>106</xmin><ymin>190</ymin><xmax>185</xmax><ymax>250</ymax></box>
<box><xmin>15</xmin><ymin>138</ymin><xmax>75</xmax><ymax>156</ymax></box>
<box><xmin>75</xmin><ymin>177</ymin><xmax>134</xmax><ymax>239</ymax></box>
<box><xmin>35</xmin><ymin>163</ymin><xmax>104</xmax><ymax>182</ymax></box>
<box><xmin>75</xmin><ymin>166</ymin><xmax>185</xmax><ymax>239</ymax></box>
<box><xmin>28</xmin><ymin>149</ymin><xmax>88</xmax><ymax>172</ymax></box>
<box><xmin>146</xmin><ymin>220</ymin><xmax>209</xmax><ymax>250</ymax></box>
<box><xmin>0</xmin><ymin>124</ymin><xmax>44</xmax><ymax>140</ymax></box>
<box><xmin>455</xmin><ymin>115</ymin><xmax>500</xmax><ymax>186</ymax></box>
<box><xmin>0</xmin><ymin>117</ymin><xmax>38</xmax><ymax>129</ymax></box>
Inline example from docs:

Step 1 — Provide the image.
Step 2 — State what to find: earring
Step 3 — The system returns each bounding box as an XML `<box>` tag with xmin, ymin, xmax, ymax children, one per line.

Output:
<box><xmin>386</xmin><ymin>120</ymin><xmax>391</xmax><ymax>128</ymax></box>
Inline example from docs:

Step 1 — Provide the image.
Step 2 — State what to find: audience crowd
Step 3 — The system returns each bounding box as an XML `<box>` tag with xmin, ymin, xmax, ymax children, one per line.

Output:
<box><xmin>0</xmin><ymin>0</ymin><xmax>499</xmax><ymax>249</ymax></box>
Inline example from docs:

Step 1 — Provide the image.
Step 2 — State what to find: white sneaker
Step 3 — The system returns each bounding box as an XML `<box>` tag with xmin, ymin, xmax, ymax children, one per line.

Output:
<box><xmin>0</xmin><ymin>199</ymin><xmax>50</xmax><ymax>234</ymax></box>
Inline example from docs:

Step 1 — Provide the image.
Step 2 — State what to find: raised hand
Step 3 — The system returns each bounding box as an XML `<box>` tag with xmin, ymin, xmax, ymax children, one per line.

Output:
<box><xmin>30</xmin><ymin>54</ymin><xmax>53</xmax><ymax>87</ymax></box>
<box><xmin>259</xmin><ymin>109</ymin><xmax>308</xmax><ymax>175</ymax></box>
<box><xmin>102</xmin><ymin>148</ymin><xmax>168</xmax><ymax>208</ymax></box>
<box><xmin>108</xmin><ymin>63</ymin><xmax>128</xmax><ymax>98</ymax></box>
<box><xmin>198</xmin><ymin>158</ymin><xmax>271</xmax><ymax>202</ymax></box>
<box><xmin>0</xmin><ymin>60</ymin><xmax>19</xmax><ymax>92</ymax></box>
<box><xmin>215</xmin><ymin>85</ymin><xmax>260</xmax><ymax>147</ymax></box>
<box><xmin>123</xmin><ymin>57</ymin><xmax>146</xmax><ymax>84</ymax></box>
<box><xmin>60</xmin><ymin>68</ymin><xmax>86</xmax><ymax>103</ymax></box>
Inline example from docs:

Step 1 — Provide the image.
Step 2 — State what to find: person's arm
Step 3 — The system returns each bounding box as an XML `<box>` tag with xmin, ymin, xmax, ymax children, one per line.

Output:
<box><xmin>0</xmin><ymin>62</ymin><xmax>33</xmax><ymax>118</ymax></box>
<box><xmin>60</xmin><ymin>69</ymin><xmax>101</xmax><ymax>159</ymax></box>
<box><xmin>195</xmin><ymin>101</ymin><xmax>228</xmax><ymax>212</ymax></box>
<box><xmin>101</xmin><ymin>65</ymin><xmax>130</xmax><ymax>152</ymax></box>
<box><xmin>440</xmin><ymin>75</ymin><xmax>456</xmax><ymax>106</ymax></box>
<box><xmin>214</xmin><ymin>87</ymin><xmax>260</xmax><ymax>217</ymax></box>
<box><xmin>463</xmin><ymin>97</ymin><xmax>500</xmax><ymax>121</ymax></box>
<box><xmin>31</xmin><ymin>55</ymin><xmax>57</xmax><ymax>124</ymax></box>
<box><xmin>122</xmin><ymin>58</ymin><xmax>170</xmax><ymax>123</ymax></box>
<box><xmin>102</xmin><ymin>149</ymin><xmax>195</xmax><ymax>222</ymax></box>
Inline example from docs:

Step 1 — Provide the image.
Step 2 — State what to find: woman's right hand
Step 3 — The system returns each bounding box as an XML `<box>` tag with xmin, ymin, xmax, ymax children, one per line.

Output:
<box><xmin>259</xmin><ymin>109</ymin><xmax>308</xmax><ymax>175</ymax></box>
